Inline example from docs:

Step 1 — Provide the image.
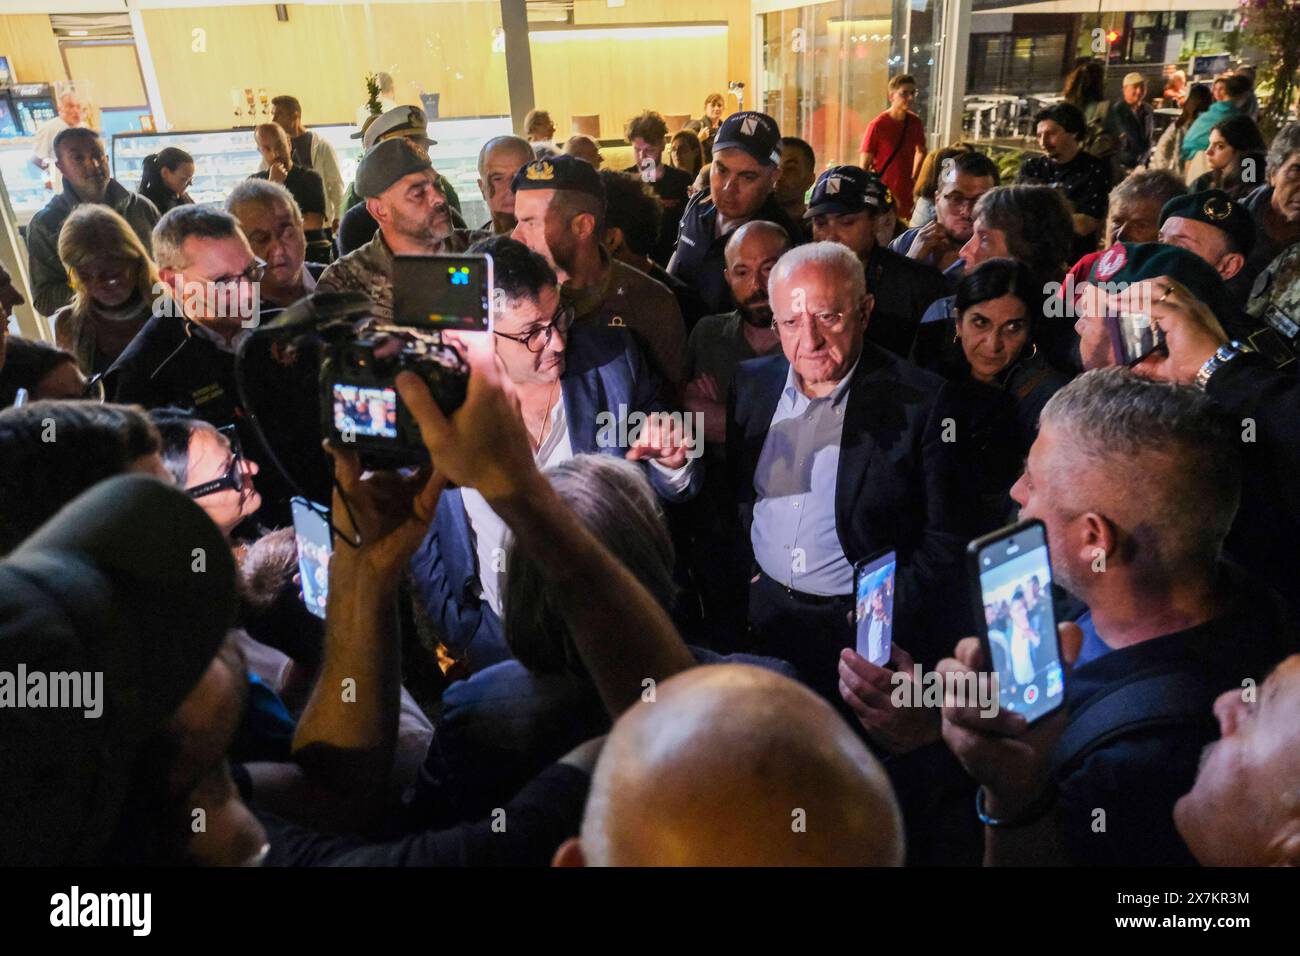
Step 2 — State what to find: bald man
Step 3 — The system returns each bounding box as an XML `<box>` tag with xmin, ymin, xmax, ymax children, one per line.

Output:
<box><xmin>553</xmin><ymin>664</ymin><xmax>904</xmax><ymax>866</ymax></box>
<box><xmin>1174</xmin><ymin>654</ymin><xmax>1300</xmax><ymax>865</ymax></box>
<box><xmin>563</xmin><ymin>135</ymin><xmax>605</xmax><ymax>170</ymax></box>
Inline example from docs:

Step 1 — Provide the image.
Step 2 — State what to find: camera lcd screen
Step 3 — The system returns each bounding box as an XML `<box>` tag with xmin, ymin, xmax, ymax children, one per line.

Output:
<box><xmin>392</xmin><ymin>254</ymin><xmax>493</xmax><ymax>331</ymax></box>
<box><xmin>332</xmin><ymin>383</ymin><xmax>399</xmax><ymax>440</ymax></box>
<box><xmin>973</xmin><ymin>522</ymin><xmax>1064</xmax><ymax>724</ymax></box>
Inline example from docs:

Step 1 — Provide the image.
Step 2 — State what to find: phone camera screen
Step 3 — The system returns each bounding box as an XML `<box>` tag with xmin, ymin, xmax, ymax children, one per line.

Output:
<box><xmin>978</xmin><ymin>530</ymin><xmax>1064</xmax><ymax>723</ymax></box>
<box><xmin>332</xmin><ymin>384</ymin><xmax>398</xmax><ymax>440</ymax></box>
<box><xmin>291</xmin><ymin>499</ymin><xmax>332</xmax><ymax>620</ymax></box>
<box><xmin>854</xmin><ymin>551</ymin><xmax>896</xmax><ymax>667</ymax></box>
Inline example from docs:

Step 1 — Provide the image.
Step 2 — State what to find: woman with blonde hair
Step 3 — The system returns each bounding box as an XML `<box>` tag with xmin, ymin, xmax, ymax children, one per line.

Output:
<box><xmin>53</xmin><ymin>204</ymin><xmax>162</xmax><ymax>374</ymax></box>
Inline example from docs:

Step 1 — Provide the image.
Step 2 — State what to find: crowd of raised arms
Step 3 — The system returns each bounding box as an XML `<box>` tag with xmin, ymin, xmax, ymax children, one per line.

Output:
<box><xmin>4</xmin><ymin>67</ymin><xmax>1300</xmax><ymax>868</ymax></box>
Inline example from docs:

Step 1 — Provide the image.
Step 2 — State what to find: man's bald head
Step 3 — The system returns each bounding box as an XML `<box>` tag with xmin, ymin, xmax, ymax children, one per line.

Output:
<box><xmin>724</xmin><ymin>219</ymin><xmax>792</xmax><ymax>270</ymax></box>
<box><xmin>563</xmin><ymin>665</ymin><xmax>904</xmax><ymax>866</ymax></box>
<box><xmin>724</xmin><ymin>221</ymin><xmax>792</xmax><ymax>326</ymax></box>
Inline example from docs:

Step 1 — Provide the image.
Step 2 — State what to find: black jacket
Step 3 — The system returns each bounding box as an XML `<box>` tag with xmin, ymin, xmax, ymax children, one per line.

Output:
<box><xmin>726</xmin><ymin>344</ymin><xmax>980</xmax><ymax>663</ymax></box>
<box><xmin>860</xmin><ymin>242</ymin><xmax>946</xmax><ymax>358</ymax></box>
<box><xmin>667</xmin><ymin>191</ymin><xmax>803</xmax><ymax>315</ymax></box>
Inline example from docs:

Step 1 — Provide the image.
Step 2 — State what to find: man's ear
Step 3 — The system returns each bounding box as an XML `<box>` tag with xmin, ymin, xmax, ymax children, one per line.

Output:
<box><xmin>1217</xmin><ymin>252</ymin><xmax>1245</xmax><ymax>282</ymax></box>
<box><xmin>604</xmin><ymin>226</ymin><xmax>624</xmax><ymax>254</ymax></box>
<box><xmin>860</xmin><ymin>293</ymin><xmax>876</xmax><ymax>329</ymax></box>
<box><xmin>571</xmin><ymin>212</ymin><xmax>597</xmax><ymax>242</ymax></box>
<box><xmin>366</xmin><ymin>197</ymin><xmax>387</xmax><ymax>227</ymax></box>
<box><xmin>552</xmin><ymin>836</ymin><xmax>586</xmax><ymax>868</ymax></box>
<box><xmin>477</xmin><ymin>176</ymin><xmax>489</xmax><ymax>201</ymax></box>
<box><xmin>53</xmin><ymin>152</ymin><xmax>67</xmax><ymax>177</ymax></box>
<box><xmin>1077</xmin><ymin>511</ymin><xmax>1119</xmax><ymax>573</ymax></box>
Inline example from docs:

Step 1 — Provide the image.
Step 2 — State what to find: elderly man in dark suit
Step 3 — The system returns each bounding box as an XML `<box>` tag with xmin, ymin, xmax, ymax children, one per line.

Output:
<box><xmin>727</xmin><ymin>241</ymin><xmax>977</xmax><ymax>703</ymax></box>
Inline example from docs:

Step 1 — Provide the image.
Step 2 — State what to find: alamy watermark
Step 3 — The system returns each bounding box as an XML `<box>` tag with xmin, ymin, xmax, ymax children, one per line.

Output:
<box><xmin>595</xmin><ymin>405</ymin><xmax>705</xmax><ymax>460</ymax></box>
<box><xmin>0</xmin><ymin>665</ymin><xmax>102</xmax><ymax>718</ymax></box>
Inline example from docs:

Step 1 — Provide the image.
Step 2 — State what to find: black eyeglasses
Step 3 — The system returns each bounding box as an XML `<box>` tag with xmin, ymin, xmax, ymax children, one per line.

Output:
<box><xmin>186</xmin><ymin>425</ymin><xmax>245</xmax><ymax>499</ymax></box>
<box><xmin>493</xmin><ymin>304</ymin><xmax>575</xmax><ymax>353</ymax></box>
<box><xmin>210</xmin><ymin>259</ymin><xmax>267</xmax><ymax>288</ymax></box>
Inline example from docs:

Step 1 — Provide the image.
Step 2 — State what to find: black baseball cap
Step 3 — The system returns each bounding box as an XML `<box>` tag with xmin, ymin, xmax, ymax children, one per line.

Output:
<box><xmin>0</xmin><ymin>475</ymin><xmax>238</xmax><ymax>865</ymax></box>
<box><xmin>711</xmin><ymin>111</ymin><xmax>782</xmax><ymax>167</ymax></box>
<box><xmin>805</xmin><ymin>165</ymin><xmax>893</xmax><ymax>218</ymax></box>
<box><xmin>1159</xmin><ymin>189</ymin><xmax>1256</xmax><ymax>258</ymax></box>
<box><xmin>511</xmin><ymin>153</ymin><xmax>605</xmax><ymax>202</ymax></box>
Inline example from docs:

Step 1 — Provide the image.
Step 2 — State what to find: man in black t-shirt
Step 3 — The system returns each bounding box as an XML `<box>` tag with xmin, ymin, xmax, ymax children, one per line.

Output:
<box><xmin>1019</xmin><ymin>103</ymin><xmax>1111</xmax><ymax>261</ymax></box>
<box><xmin>250</xmin><ymin>123</ymin><xmax>326</xmax><ymax>231</ymax></box>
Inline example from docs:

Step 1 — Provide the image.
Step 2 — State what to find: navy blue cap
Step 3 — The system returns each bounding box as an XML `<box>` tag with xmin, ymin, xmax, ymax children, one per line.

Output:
<box><xmin>1159</xmin><ymin>189</ymin><xmax>1256</xmax><ymax>258</ymax></box>
<box><xmin>804</xmin><ymin>165</ymin><xmax>893</xmax><ymax>218</ymax></box>
<box><xmin>711</xmin><ymin>111</ymin><xmax>782</xmax><ymax>167</ymax></box>
<box><xmin>511</xmin><ymin>153</ymin><xmax>605</xmax><ymax>202</ymax></box>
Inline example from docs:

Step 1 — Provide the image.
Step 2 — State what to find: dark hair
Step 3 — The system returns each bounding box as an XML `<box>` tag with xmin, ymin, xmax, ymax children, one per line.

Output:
<box><xmin>549</xmin><ymin>187</ymin><xmax>605</xmax><ymax>236</ymax></box>
<box><xmin>51</xmin><ymin>126</ymin><xmax>101</xmax><ymax>162</ymax></box>
<box><xmin>943</xmin><ymin>150</ymin><xmax>1001</xmax><ymax>186</ymax></box>
<box><xmin>669</xmin><ymin>130</ymin><xmax>704</xmax><ymax>175</ymax></box>
<box><xmin>1223</xmin><ymin>73</ymin><xmax>1252</xmax><ymax>100</ymax></box>
<box><xmin>146</xmin><ymin>407</ymin><xmax>214</xmax><ymax>488</ymax></box>
<box><xmin>625</xmin><ymin>110</ymin><xmax>669</xmax><ymax>145</ymax></box>
<box><xmin>1178</xmin><ymin>85</ymin><xmax>1213</xmax><ymax>129</ymax></box>
<box><xmin>954</xmin><ymin>258</ymin><xmax>1039</xmax><ymax>319</ymax></box>
<box><xmin>599</xmin><ymin>169</ymin><xmax>661</xmax><ymax>257</ymax></box>
<box><xmin>1212</xmin><ymin>114</ymin><xmax>1266</xmax><ymax>154</ymax></box>
<box><xmin>779</xmin><ymin>136</ymin><xmax>815</xmax><ymax>171</ymax></box>
<box><xmin>1062</xmin><ymin>61</ymin><xmax>1105</xmax><ymax>107</ymax></box>
<box><xmin>1034</xmin><ymin>103</ymin><xmax>1087</xmax><ymax>140</ymax></box>
<box><xmin>973</xmin><ymin>185</ymin><xmax>1074</xmax><ymax>281</ymax></box>
<box><xmin>468</xmin><ymin>235</ymin><xmax>556</xmax><ymax>303</ymax></box>
<box><xmin>138</xmin><ymin>147</ymin><xmax>193</xmax><ymax>208</ymax></box>
<box><xmin>0</xmin><ymin>336</ymin><xmax>78</xmax><ymax>407</ymax></box>
<box><xmin>271</xmin><ymin>94</ymin><xmax>302</xmax><ymax>116</ymax></box>
<box><xmin>916</xmin><ymin>144</ymin><xmax>976</xmax><ymax>202</ymax></box>
<box><xmin>0</xmin><ymin>400</ymin><xmax>160</xmax><ymax>555</ymax></box>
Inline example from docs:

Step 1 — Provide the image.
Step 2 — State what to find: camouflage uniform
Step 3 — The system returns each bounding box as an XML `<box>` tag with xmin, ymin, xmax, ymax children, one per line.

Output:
<box><xmin>316</xmin><ymin>227</ymin><xmax>486</xmax><ymax>322</ymax></box>
<box><xmin>1245</xmin><ymin>243</ymin><xmax>1300</xmax><ymax>367</ymax></box>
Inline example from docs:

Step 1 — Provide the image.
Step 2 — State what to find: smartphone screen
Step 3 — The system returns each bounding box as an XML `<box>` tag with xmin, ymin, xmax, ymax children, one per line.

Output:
<box><xmin>969</xmin><ymin>520</ymin><xmax>1064</xmax><ymax>724</ymax></box>
<box><xmin>291</xmin><ymin>497</ymin><xmax>332</xmax><ymax>619</ymax></box>
<box><xmin>392</xmin><ymin>253</ymin><xmax>494</xmax><ymax>332</ymax></box>
<box><xmin>1105</xmin><ymin>309</ymin><xmax>1165</xmax><ymax>366</ymax></box>
<box><xmin>854</xmin><ymin>550</ymin><xmax>896</xmax><ymax>667</ymax></box>
<box><xmin>331</xmin><ymin>383</ymin><xmax>399</xmax><ymax>440</ymax></box>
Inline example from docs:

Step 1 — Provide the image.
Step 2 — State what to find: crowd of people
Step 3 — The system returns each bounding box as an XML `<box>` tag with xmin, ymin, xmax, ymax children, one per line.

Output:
<box><xmin>3</xmin><ymin>67</ymin><xmax>1300</xmax><ymax>869</ymax></box>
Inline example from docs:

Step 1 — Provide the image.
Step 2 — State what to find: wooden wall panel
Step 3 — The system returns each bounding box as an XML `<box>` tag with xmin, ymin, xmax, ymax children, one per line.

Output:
<box><xmin>0</xmin><ymin>14</ymin><xmax>66</xmax><ymax>84</ymax></box>
<box><xmin>140</xmin><ymin>2</ymin><xmax>509</xmax><ymax>131</ymax></box>
<box><xmin>62</xmin><ymin>44</ymin><xmax>148</xmax><ymax>108</ymax></box>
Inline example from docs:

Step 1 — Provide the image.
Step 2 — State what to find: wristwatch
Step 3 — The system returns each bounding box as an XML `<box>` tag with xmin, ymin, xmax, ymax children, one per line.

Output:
<box><xmin>1193</xmin><ymin>341</ymin><xmax>1247</xmax><ymax>391</ymax></box>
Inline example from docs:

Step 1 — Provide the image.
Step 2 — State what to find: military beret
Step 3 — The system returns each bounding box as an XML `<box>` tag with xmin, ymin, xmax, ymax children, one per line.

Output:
<box><xmin>1159</xmin><ymin>189</ymin><xmax>1256</xmax><ymax>258</ymax></box>
<box><xmin>511</xmin><ymin>153</ymin><xmax>605</xmax><ymax>202</ymax></box>
<box><xmin>355</xmin><ymin>137</ymin><xmax>433</xmax><ymax>199</ymax></box>
<box><xmin>1088</xmin><ymin>241</ymin><xmax>1233</xmax><ymax>321</ymax></box>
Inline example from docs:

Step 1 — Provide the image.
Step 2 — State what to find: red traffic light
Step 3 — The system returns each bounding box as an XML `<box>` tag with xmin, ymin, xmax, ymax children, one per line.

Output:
<box><xmin>1106</xmin><ymin>29</ymin><xmax>1120</xmax><ymax>44</ymax></box>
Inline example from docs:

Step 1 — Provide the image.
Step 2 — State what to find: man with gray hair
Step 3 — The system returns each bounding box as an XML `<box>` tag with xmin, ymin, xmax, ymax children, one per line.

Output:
<box><xmin>941</xmin><ymin>367</ymin><xmax>1297</xmax><ymax>865</ymax></box>
<box><xmin>226</xmin><ymin>178</ymin><xmax>325</xmax><ymax>314</ymax></box>
<box><xmin>1240</xmin><ymin>122</ymin><xmax>1300</xmax><ymax>282</ymax></box>
<box><xmin>728</xmin><ymin>240</ymin><xmax>976</xmax><ymax>701</ymax></box>
<box><xmin>476</xmin><ymin>134</ymin><xmax>534</xmax><ymax>234</ymax></box>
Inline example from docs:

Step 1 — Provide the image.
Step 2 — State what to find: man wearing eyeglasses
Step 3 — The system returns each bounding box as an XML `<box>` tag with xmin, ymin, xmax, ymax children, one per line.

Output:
<box><xmin>890</xmin><ymin>151</ymin><xmax>1000</xmax><ymax>283</ymax></box>
<box><xmin>728</xmin><ymin>241</ymin><xmax>977</xmax><ymax>708</ymax></box>
<box><xmin>410</xmin><ymin>236</ymin><xmax>700</xmax><ymax>673</ymax></box>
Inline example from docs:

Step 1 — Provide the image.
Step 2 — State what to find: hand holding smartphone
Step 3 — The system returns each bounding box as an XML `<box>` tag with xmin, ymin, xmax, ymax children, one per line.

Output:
<box><xmin>967</xmin><ymin>520</ymin><xmax>1065</xmax><ymax>724</ymax></box>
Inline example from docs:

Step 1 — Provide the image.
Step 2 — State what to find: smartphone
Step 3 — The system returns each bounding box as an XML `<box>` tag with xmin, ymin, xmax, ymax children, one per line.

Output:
<box><xmin>853</xmin><ymin>549</ymin><xmax>897</xmax><ymax>667</ymax></box>
<box><xmin>1105</xmin><ymin>309</ymin><xmax>1166</xmax><ymax>366</ymax></box>
<box><xmin>392</xmin><ymin>253</ymin><xmax>494</xmax><ymax>332</ymax></box>
<box><xmin>291</xmin><ymin>497</ymin><xmax>332</xmax><ymax>619</ymax></box>
<box><xmin>967</xmin><ymin>520</ymin><xmax>1065</xmax><ymax>724</ymax></box>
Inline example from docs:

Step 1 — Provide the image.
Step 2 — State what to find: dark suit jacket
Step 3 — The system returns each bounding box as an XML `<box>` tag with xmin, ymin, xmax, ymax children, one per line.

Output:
<box><xmin>861</xmin><ymin>242</ymin><xmax>946</xmax><ymax>358</ymax></box>
<box><xmin>410</xmin><ymin>325</ymin><xmax>703</xmax><ymax>671</ymax></box>
<box><xmin>727</xmin><ymin>343</ymin><xmax>978</xmax><ymax>663</ymax></box>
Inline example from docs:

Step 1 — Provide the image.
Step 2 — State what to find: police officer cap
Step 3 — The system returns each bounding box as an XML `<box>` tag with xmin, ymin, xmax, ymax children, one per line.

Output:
<box><xmin>805</xmin><ymin>165</ymin><xmax>893</xmax><ymax>218</ymax></box>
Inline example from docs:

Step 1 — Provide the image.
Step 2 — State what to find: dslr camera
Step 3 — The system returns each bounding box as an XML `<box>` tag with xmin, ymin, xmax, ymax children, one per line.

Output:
<box><xmin>320</xmin><ymin>253</ymin><xmax>495</xmax><ymax>468</ymax></box>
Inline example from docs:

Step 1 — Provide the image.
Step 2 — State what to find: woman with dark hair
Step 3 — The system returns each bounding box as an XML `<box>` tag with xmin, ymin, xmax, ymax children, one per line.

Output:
<box><xmin>137</xmin><ymin>147</ymin><xmax>195</xmax><ymax>215</ymax></box>
<box><xmin>0</xmin><ymin>336</ymin><xmax>87</xmax><ymax>407</ymax></box>
<box><xmin>1192</xmin><ymin>114</ymin><xmax>1268</xmax><ymax>199</ymax></box>
<box><xmin>1062</xmin><ymin>61</ymin><xmax>1106</xmax><ymax>122</ymax></box>
<box><xmin>667</xmin><ymin>128</ymin><xmax>704</xmax><ymax>179</ymax></box>
<box><xmin>920</xmin><ymin>259</ymin><xmax>1067</xmax><ymax>526</ymax></box>
<box><xmin>1151</xmin><ymin>84</ymin><xmax>1212</xmax><ymax>178</ymax></box>
<box><xmin>686</xmin><ymin>93</ymin><xmax>726</xmax><ymax>163</ymax></box>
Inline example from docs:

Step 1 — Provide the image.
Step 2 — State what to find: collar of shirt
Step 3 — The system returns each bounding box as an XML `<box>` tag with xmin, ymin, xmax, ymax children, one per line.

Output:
<box><xmin>188</xmin><ymin>318</ymin><xmax>251</xmax><ymax>355</ymax></box>
<box><xmin>536</xmin><ymin>389</ymin><xmax>569</xmax><ymax>466</ymax></box>
<box><xmin>780</xmin><ymin>354</ymin><xmax>860</xmax><ymax>413</ymax></box>
<box><xmin>301</xmin><ymin>264</ymin><xmax>318</xmax><ymax>294</ymax></box>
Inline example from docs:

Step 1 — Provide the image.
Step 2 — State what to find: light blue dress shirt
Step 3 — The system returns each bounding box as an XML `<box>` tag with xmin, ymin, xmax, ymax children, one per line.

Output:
<box><xmin>751</xmin><ymin>358</ymin><xmax>859</xmax><ymax>596</ymax></box>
